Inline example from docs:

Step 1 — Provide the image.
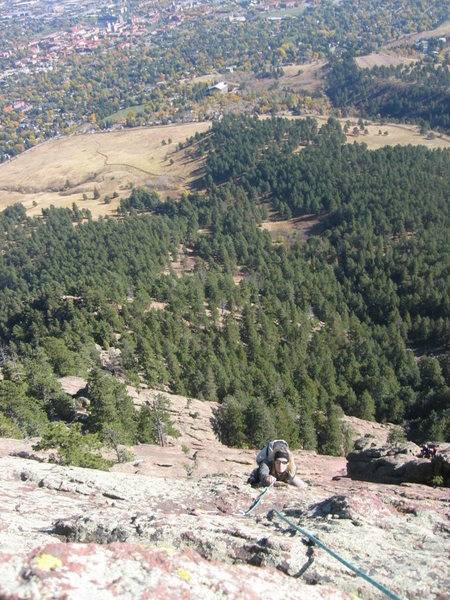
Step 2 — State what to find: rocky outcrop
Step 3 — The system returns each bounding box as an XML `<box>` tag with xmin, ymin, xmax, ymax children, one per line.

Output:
<box><xmin>342</xmin><ymin>415</ymin><xmax>395</xmax><ymax>445</ymax></box>
<box><xmin>59</xmin><ymin>376</ymin><xmax>219</xmax><ymax>448</ymax></box>
<box><xmin>1</xmin><ymin>391</ymin><xmax>448</xmax><ymax>599</ymax></box>
<box><xmin>1</xmin><ymin>436</ymin><xmax>449</xmax><ymax>599</ymax></box>
<box><xmin>347</xmin><ymin>436</ymin><xmax>450</xmax><ymax>486</ymax></box>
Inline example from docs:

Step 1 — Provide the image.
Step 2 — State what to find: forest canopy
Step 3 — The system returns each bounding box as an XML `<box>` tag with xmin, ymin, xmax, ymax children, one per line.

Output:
<box><xmin>0</xmin><ymin>116</ymin><xmax>448</xmax><ymax>453</ymax></box>
<box><xmin>326</xmin><ymin>54</ymin><xmax>450</xmax><ymax>133</ymax></box>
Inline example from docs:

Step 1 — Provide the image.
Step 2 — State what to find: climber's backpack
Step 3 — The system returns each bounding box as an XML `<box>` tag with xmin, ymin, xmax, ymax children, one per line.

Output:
<box><xmin>256</xmin><ymin>439</ymin><xmax>289</xmax><ymax>465</ymax></box>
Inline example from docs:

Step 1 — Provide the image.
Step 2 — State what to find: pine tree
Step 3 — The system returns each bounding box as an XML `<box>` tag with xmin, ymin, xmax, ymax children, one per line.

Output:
<box><xmin>244</xmin><ymin>397</ymin><xmax>276</xmax><ymax>448</ymax></box>
<box><xmin>212</xmin><ymin>396</ymin><xmax>246</xmax><ymax>447</ymax></box>
<box><xmin>357</xmin><ymin>390</ymin><xmax>375</xmax><ymax>421</ymax></box>
<box><xmin>319</xmin><ymin>402</ymin><xmax>343</xmax><ymax>456</ymax></box>
<box><xmin>87</xmin><ymin>368</ymin><xmax>136</xmax><ymax>444</ymax></box>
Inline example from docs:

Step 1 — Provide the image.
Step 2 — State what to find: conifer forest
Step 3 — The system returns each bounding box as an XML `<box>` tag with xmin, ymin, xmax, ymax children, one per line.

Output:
<box><xmin>1</xmin><ymin>116</ymin><xmax>448</xmax><ymax>454</ymax></box>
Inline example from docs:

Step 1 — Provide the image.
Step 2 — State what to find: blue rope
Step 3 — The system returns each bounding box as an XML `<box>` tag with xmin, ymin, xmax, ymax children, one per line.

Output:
<box><xmin>239</xmin><ymin>484</ymin><xmax>402</xmax><ymax>600</ymax></box>
<box><xmin>243</xmin><ymin>482</ymin><xmax>274</xmax><ymax>515</ymax></box>
<box><xmin>272</xmin><ymin>508</ymin><xmax>403</xmax><ymax>600</ymax></box>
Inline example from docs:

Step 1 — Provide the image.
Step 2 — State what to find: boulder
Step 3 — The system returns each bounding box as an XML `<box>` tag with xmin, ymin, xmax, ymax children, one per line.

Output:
<box><xmin>347</xmin><ymin>436</ymin><xmax>449</xmax><ymax>485</ymax></box>
<box><xmin>58</xmin><ymin>376</ymin><xmax>87</xmax><ymax>396</ymax></box>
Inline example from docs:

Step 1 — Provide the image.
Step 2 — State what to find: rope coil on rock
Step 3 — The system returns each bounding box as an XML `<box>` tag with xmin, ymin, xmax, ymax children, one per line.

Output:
<box><xmin>240</xmin><ymin>484</ymin><xmax>403</xmax><ymax>600</ymax></box>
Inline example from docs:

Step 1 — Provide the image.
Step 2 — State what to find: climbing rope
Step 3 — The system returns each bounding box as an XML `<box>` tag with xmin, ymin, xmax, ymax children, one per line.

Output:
<box><xmin>233</xmin><ymin>482</ymin><xmax>274</xmax><ymax>516</ymax></box>
<box><xmin>244</xmin><ymin>482</ymin><xmax>274</xmax><ymax>515</ymax></box>
<box><xmin>240</xmin><ymin>484</ymin><xmax>403</xmax><ymax>600</ymax></box>
<box><xmin>272</xmin><ymin>509</ymin><xmax>403</xmax><ymax>600</ymax></box>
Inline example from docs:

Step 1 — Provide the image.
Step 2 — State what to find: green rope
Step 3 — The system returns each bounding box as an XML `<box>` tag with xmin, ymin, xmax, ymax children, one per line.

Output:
<box><xmin>238</xmin><ymin>482</ymin><xmax>274</xmax><ymax>516</ymax></box>
<box><xmin>272</xmin><ymin>508</ymin><xmax>403</xmax><ymax>600</ymax></box>
<box><xmin>239</xmin><ymin>484</ymin><xmax>403</xmax><ymax>600</ymax></box>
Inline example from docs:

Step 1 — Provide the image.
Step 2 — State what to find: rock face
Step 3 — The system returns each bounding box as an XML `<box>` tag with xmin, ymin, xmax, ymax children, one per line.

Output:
<box><xmin>1</xmin><ymin>429</ymin><xmax>449</xmax><ymax>600</ymax></box>
<box><xmin>1</xmin><ymin>395</ymin><xmax>449</xmax><ymax>599</ymax></box>
<box><xmin>347</xmin><ymin>436</ymin><xmax>450</xmax><ymax>486</ymax></box>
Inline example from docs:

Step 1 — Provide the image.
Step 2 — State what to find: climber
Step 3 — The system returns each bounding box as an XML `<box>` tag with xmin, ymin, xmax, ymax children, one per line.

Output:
<box><xmin>419</xmin><ymin>443</ymin><xmax>438</xmax><ymax>460</ymax></box>
<box><xmin>249</xmin><ymin>439</ymin><xmax>308</xmax><ymax>488</ymax></box>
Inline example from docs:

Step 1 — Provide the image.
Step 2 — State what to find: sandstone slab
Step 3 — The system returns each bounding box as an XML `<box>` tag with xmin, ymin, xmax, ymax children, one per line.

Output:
<box><xmin>1</xmin><ymin>447</ymin><xmax>449</xmax><ymax>599</ymax></box>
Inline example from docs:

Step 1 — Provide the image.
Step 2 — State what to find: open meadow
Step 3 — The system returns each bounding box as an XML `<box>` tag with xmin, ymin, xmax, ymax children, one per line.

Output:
<box><xmin>355</xmin><ymin>53</ymin><xmax>417</xmax><ymax>69</ymax></box>
<box><xmin>0</xmin><ymin>122</ymin><xmax>210</xmax><ymax>219</ymax></box>
<box><xmin>269</xmin><ymin>61</ymin><xmax>326</xmax><ymax>94</ymax></box>
<box><xmin>291</xmin><ymin>114</ymin><xmax>450</xmax><ymax>150</ymax></box>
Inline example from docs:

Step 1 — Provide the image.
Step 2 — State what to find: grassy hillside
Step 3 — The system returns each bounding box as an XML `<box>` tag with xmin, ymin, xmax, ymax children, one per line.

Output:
<box><xmin>0</xmin><ymin>123</ymin><xmax>210</xmax><ymax>218</ymax></box>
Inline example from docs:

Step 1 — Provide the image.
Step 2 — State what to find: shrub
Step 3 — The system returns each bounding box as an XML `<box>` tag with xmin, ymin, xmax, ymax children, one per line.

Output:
<box><xmin>430</xmin><ymin>475</ymin><xmax>443</xmax><ymax>487</ymax></box>
<box><xmin>116</xmin><ymin>448</ymin><xmax>135</xmax><ymax>463</ymax></box>
<box><xmin>388</xmin><ymin>426</ymin><xmax>407</xmax><ymax>444</ymax></box>
<box><xmin>33</xmin><ymin>422</ymin><xmax>113</xmax><ymax>470</ymax></box>
<box><xmin>0</xmin><ymin>413</ymin><xmax>23</xmax><ymax>438</ymax></box>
